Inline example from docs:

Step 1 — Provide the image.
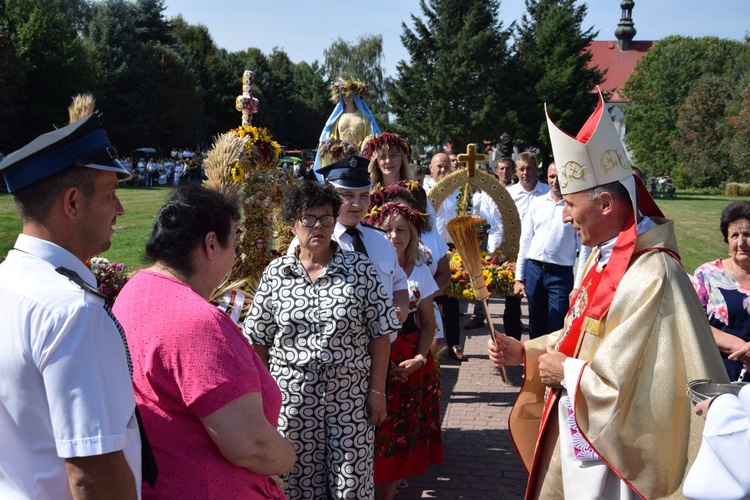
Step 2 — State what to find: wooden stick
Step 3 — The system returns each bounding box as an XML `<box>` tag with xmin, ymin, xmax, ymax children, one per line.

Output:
<box><xmin>480</xmin><ymin>298</ymin><xmax>509</xmax><ymax>382</ymax></box>
<box><xmin>447</xmin><ymin>215</ymin><xmax>510</xmax><ymax>383</ymax></box>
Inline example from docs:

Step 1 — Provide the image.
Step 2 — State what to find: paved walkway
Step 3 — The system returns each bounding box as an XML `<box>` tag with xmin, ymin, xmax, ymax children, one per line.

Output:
<box><xmin>395</xmin><ymin>297</ymin><xmax>529</xmax><ymax>499</ymax></box>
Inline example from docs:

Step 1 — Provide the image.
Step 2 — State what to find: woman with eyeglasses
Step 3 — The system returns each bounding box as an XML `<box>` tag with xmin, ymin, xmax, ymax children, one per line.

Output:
<box><xmin>243</xmin><ymin>181</ymin><xmax>401</xmax><ymax>500</ymax></box>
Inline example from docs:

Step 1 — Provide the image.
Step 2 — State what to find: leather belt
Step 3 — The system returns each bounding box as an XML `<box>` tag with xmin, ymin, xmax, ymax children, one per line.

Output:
<box><xmin>529</xmin><ymin>259</ymin><xmax>572</xmax><ymax>271</ymax></box>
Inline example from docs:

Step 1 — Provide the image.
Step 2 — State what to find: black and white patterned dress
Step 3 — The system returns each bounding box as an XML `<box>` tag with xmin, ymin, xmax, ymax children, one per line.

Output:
<box><xmin>244</xmin><ymin>244</ymin><xmax>401</xmax><ymax>499</ymax></box>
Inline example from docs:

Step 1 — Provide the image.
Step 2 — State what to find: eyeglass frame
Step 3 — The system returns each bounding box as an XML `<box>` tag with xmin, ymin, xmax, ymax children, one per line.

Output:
<box><xmin>299</xmin><ymin>214</ymin><xmax>337</xmax><ymax>228</ymax></box>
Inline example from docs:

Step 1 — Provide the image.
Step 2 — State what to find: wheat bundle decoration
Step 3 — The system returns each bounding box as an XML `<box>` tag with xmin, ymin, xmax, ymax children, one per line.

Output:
<box><xmin>447</xmin><ymin>215</ymin><xmax>509</xmax><ymax>383</ymax></box>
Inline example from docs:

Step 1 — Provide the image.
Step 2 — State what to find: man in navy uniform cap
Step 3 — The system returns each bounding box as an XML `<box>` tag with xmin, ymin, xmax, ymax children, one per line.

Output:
<box><xmin>0</xmin><ymin>114</ymin><xmax>144</xmax><ymax>498</ymax></box>
<box><xmin>290</xmin><ymin>156</ymin><xmax>409</xmax><ymax>333</ymax></box>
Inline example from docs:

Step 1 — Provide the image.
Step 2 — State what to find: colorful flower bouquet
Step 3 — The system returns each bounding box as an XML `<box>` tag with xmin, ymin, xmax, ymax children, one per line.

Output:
<box><xmin>87</xmin><ymin>257</ymin><xmax>130</xmax><ymax>307</ymax></box>
<box><xmin>318</xmin><ymin>137</ymin><xmax>359</xmax><ymax>164</ymax></box>
<box><xmin>447</xmin><ymin>252</ymin><xmax>515</xmax><ymax>299</ymax></box>
<box><xmin>228</xmin><ymin>125</ymin><xmax>282</xmax><ymax>171</ymax></box>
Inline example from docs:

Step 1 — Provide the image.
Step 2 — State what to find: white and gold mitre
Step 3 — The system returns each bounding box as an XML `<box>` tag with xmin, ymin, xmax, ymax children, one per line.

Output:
<box><xmin>546</xmin><ymin>89</ymin><xmax>631</xmax><ymax>195</ymax></box>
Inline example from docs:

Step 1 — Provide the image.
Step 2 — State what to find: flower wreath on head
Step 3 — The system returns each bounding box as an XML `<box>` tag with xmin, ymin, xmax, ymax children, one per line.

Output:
<box><xmin>330</xmin><ymin>78</ymin><xmax>370</xmax><ymax>102</ymax></box>
<box><xmin>365</xmin><ymin>201</ymin><xmax>428</xmax><ymax>235</ymax></box>
<box><xmin>369</xmin><ymin>183</ymin><xmax>415</xmax><ymax>210</ymax></box>
<box><xmin>361</xmin><ymin>132</ymin><xmax>412</xmax><ymax>160</ymax></box>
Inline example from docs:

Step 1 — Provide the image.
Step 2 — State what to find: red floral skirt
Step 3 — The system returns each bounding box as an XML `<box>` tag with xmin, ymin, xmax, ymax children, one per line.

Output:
<box><xmin>374</xmin><ymin>328</ymin><xmax>443</xmax><ymax>483</ymax></box>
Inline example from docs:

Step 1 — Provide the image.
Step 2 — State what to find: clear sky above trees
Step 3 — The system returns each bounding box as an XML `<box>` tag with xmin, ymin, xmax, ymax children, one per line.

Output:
<box><xmin>2</xmin><ymin>0</ymin><xmax>749</xmax><ymax>187</ymax></box>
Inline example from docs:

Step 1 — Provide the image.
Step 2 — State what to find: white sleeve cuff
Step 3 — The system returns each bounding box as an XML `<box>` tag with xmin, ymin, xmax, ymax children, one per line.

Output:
<box><xmin>562</xmin><ymin>357</ymin><xmax>587</xmax><ymax>407</ymax></box>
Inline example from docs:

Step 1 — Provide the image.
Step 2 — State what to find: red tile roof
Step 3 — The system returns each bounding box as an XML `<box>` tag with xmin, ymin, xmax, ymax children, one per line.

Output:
<box><xmin>586</xmin><ymin>40</ymin><xmax>655</xmax><ymax>102</ymax></box>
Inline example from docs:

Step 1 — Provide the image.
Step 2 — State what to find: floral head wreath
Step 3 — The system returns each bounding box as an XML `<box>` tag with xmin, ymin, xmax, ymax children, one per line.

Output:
<box><xmin>369</xmin><ymin>180</ymin><xmax>430</xmax><ymax>215</ymax></box>
<box><xmin>361</xmin><ymin>132</ymin><xmax>412</xmax><ymax>160</ymax></box>
<box><xmin>395</xmin><ymin>179</ymin><xmax>421</xmax><ymax>195</ymax></box>
<box><xmin>365</xmin><ymin>201</ymin><xmax>427</xmax><ymax>235</ymax></box>
<box><xmin>330</xmin><ymin>78</ymin><xmax>370</xmax><ymax>102</ymax></box>
<box><xmin>369</xmin><ymin>183</ymin><xmax>414</xmax><ymax>208</ymax></box>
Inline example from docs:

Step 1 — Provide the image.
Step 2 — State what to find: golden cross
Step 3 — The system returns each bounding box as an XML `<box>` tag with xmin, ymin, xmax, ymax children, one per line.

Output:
<box><xmin>457</xmin><ymin>143</ymin><xmax>485</xmax><ymax>177</ymax></box>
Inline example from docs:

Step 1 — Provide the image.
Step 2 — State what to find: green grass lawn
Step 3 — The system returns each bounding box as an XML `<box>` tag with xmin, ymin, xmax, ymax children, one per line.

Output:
<box><xmin>0</xmin><ymin>186</ymin><xmax>171</xmax><ymax>269</ymax></box>
<box><xmin>0</xmin><ymin>186</ymin><xmax>748</xmax><ymax>274</ymax></box>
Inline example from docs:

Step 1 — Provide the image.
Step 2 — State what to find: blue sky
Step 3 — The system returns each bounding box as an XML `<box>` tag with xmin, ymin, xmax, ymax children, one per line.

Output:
<box><xmin>163</xmin><ymin>0</ymin><xmax>749</xmax><ymax>77</ymax></box>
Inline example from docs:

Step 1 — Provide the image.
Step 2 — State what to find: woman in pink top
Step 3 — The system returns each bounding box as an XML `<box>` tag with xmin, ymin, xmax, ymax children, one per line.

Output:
<box><xmin>113</xmin><ymin>185</ymin><xmax>295</xmax><ymax>498</ymax></box>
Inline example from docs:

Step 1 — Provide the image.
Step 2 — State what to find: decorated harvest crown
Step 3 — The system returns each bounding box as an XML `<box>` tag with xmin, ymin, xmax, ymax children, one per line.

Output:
<box><xmin>330</xmin><ymin>78</ymin><xmax>370</xmax><ymax>102</ymax></box>
<box><xmin>361</xmin><ymin>132</ymin><xmax>412</xmax><ymax>161</ymax></box>
<box><xmin>365</xmin><ymin>201</ymin><xmax>428</xmax><ymax>235</ymax></box>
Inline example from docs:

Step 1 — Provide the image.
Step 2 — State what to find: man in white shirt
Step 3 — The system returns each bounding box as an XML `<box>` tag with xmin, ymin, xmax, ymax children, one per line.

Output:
<box><xmin>427</xmin><ymin>152</ymin><xmax>458</xmax><ymax>244</ymax></box>
<box><xmin>464</xmin><ymin>157</ymin><xmax>515</xmax><ymax>330</ymax></box>
<box><xmin>512</xmin><ymin>163</ymin><xmax>580</xmax><ymax>338</ymax></box>
<box><xmin>0</xmin><ymin>114</ymin><xmax>143</xmax><ymax>498</ymax></box>
<box><xmin>503</xmin><ymin>152</ymin><xmax>550</xmax><ymax>339</ymax></box>
<box><xmin>425</xmin><ymin>152</ymin><xmax>466</xmax><ymax>361</ymax></box>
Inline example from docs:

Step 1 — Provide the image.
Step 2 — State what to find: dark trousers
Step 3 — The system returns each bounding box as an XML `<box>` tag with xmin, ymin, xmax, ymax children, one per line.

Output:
<box><xmin>435</xmin><ymin>295</ymin><xmax>461</xmax><ymax>348</ymax></box>
<box><xmin>525</xmin><ymin>260</ymin><xmax>574</xmax><ymax>339</ymax></box>
<box><xmin>503</xmin><ymin>295</ymin><xmax>523</xmax><ymax>340</ymax></box>
<box><xmin>471</xmin><ymin>300</ymin><xmax>485</xmax><ymax>321</ymax></box>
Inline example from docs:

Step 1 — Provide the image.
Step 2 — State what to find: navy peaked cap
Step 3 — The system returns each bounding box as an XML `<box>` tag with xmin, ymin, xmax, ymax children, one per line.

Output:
<box><xmin>0</xmin><ymin>114</ymin><xmax>131</xmax><ymax>194</ymax></box>
<box><xmin>317</xmin><ymin>155</ymin><xmax>372</xmax><ymax>189</ymax></box>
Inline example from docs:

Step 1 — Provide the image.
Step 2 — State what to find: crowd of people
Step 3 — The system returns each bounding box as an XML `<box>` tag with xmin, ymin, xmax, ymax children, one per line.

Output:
<box><xmin>119</xmin><ymin>151</ymin><xmax>205</xmax><ymax>187</ymax></box>
<box><xmin>1</xmin><ymin>82</ymin><xmax>749</xmax><ymax>500</ymax></box>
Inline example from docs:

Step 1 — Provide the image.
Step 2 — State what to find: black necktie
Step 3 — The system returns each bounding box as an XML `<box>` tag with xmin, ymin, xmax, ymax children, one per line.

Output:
<box><xmin>345</xmin><ymin>227</ymin><xmax>368</xmax><ymax>256</ymax></box>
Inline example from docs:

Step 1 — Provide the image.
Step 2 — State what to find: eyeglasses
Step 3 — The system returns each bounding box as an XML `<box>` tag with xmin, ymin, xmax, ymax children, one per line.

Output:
<box><xmin>299</xmin><ymin>214</ymin><xmax>336</xmax><ymax>227</ymax></box>
<box><xmin>380</xmin><ymin>152</ymin><xmax>401</xmax><ymax>161</ymax></box>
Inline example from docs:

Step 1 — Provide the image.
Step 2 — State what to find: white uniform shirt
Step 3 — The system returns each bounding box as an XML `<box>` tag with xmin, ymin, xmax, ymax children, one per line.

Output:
<box><xmin>515</xmin><ymin>192</ymin><xmax>580</xmax><ymax>281</ymax></box>
<box><xmin>0</xmin><ymin>235</ymin><xmax>141</xmax><ymax>499</ymax></box>
<box><xmin>506</xmin><ymin>181</ymin><xmax>550</xmax><ymax>221</ymax></box>
<box><xmin>424</xmin><ymin>184</ymin><xmax>458</xmax><ymax>244</ymax></box>
<box><xmin>472</xmin><ymin>190</ymin><xmax>504</xmax><ymax>253</ymax></box>
<box><xmin>334</xmin><ymin>222</ymin><xmax>408</xmax><ymax>295</ymax></box>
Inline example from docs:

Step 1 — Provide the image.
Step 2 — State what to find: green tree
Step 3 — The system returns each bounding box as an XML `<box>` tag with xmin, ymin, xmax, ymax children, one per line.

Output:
<box><xmin>289</xmin><ymin>61</ymin><xmax>330</xmax><ymax>147</ymax></box>
<box><xmin>139</xmin><ymin>43</ymin><xmax>203</xmax><ymax>149</ymax></box>
<box><xmin>323</xmin><ymin>34</ymin><xmax>387</xmax><ymax>118</ymax></box>
<box><xmin>621</xmin><ymin>36</ymin><xmax>746</xmax><ymax>177</ymax></box>
<box><xmin>0</xmin><ymin>26</ymin><xmax>27</xmax><ymax>153</ymax></box>
<box><xmin>84</xmin><ymin>0</ymin><xmax>202</xmax><ymax>151</ymax></box>
<box><xmin>513</xmin><ymin>0</ymin><xmax>604</xmax><ymax>163</ymax></box>
<box><xmin>388</xmin><ymin>0</ymin><xmax>513</xmax><ymax>151</ymax></box>
<box><xmin>83</xmin><ymin>0</ymin><xmax>148</xmax><ymax>150</ymax></box>
<box><xmin>133</xmin><ymin>0</ymin><xmax>173</xmax><ymax>46</ymax></box>
<box><xmin>728</xmin><ymin>83</ymin><xmax>750</xmax><ymax>183</ymax></box>
<box><xmin>171</xmin><ymin>16</ymin><xmax>244</xmax><ymax>138</ymax></box>
<box><xmin>2</xmin><ymin>0</ymin><xmax>92</xmax><ymax>144</ymax></box>
<box><xmin>672</xmin><ymin>78</ymin><xmax>733</xmax><ymax>187</ymax></box>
